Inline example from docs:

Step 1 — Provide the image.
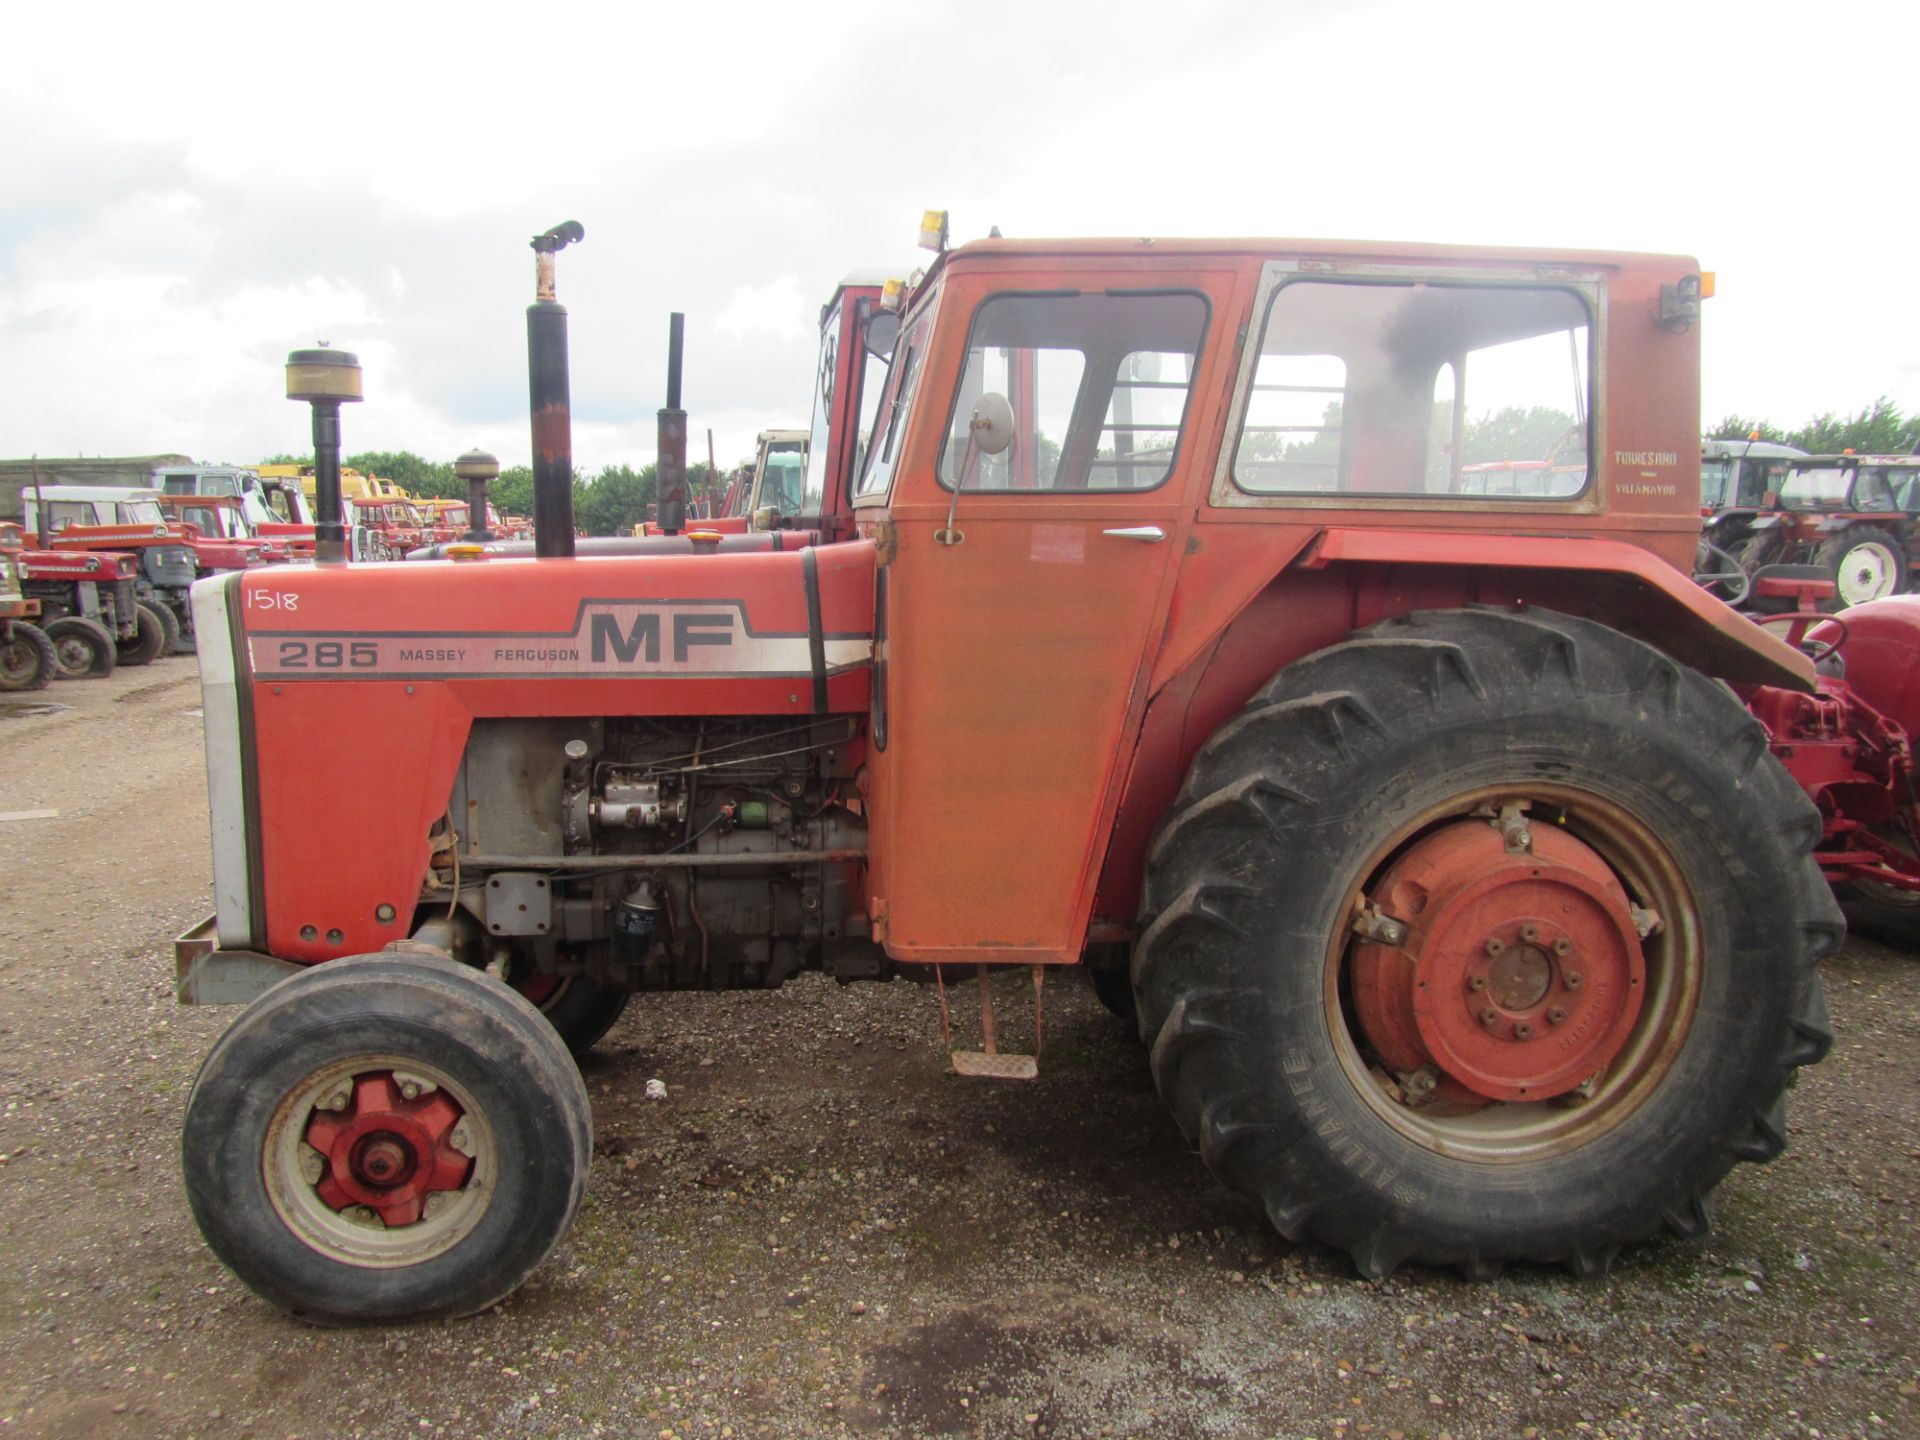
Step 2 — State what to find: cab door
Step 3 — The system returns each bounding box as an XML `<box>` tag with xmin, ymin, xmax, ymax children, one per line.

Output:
<box><xmin>864</xmin><ymin>268</ymin><xmax>1236</xmax><ymax>964</ymax></box>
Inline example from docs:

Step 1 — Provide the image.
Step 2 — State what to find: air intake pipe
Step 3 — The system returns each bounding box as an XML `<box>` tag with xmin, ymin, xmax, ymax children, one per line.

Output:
<box><xmin>528</xmin><ymin>221</ymin><xmax>584</xmax><ymax>558</ymax></box>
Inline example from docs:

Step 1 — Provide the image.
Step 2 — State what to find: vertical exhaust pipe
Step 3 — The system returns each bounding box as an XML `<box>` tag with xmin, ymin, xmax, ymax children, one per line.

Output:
<box><xmin>285</xmin><ymin>346</ymin><xmax>363</xmax><ymax>564</ymax></box>
<box><xmin>656</xmin><ymin>313</ymin><xmax>687</xmax><ymax>536</ymax></box>
<box><xmin>528</xmin><ymin>221</ymin><xmax>584</xmax><ymax>558</ymax></box>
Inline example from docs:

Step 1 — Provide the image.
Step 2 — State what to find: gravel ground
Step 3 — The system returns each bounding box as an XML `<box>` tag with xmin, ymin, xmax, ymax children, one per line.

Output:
<box><xmin>0</xmin><ymin>662</ymin><xmax>1916</xmax><ymax>1440</ymax></box>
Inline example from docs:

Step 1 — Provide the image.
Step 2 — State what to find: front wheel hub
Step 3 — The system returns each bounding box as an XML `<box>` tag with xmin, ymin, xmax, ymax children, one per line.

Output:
<box><xmin>303</xmin><ymin>1072</ymin><xmax>472</xmax><ymax>1226</ymax></box>
<box><xmin>1352</xmin><ymin>819</ymin><xmax>1647</xmax><ymax>1102</ymax></box>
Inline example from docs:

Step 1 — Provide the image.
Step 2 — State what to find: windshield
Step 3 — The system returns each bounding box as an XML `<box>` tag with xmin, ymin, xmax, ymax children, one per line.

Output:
<box><xmin>759</xmin><ymin>441</ymin><xmax>807</xmax><ymax>515</ymax></box>
<box><xmin>802</xmin><ymin>298</ymin><xmax>895</xmax><ymax>514</ymax></box>
<box><xmin>1780</xmin><ymin>467</ymin><xmax>1856</xmax><ymax>509</ymax></box>
<box><xmin>238</xmin><ymin>490</ymin><xmax>274</xmax><ymax>528</ymax></box>
<box><xmin>854</xmin><ymin>296</ymin><xmax>938</xmax><ymax>500</ymax></box>
<box><xmin>1700</xmin><ymin>456</ymin><xmax>1732</xmax><ymax>508</ymax></box>
<box><xmin>121</xmin><ymin>501</ymin><xmax>165</xmax><ymax>526</ymax></box>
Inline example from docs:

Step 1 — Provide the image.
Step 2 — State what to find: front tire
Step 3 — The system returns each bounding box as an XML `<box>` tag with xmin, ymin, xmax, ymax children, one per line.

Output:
<box><xmin>1133</xmin><ymin>607</ymin><xmax>1838</xmax><ymax>1279</ymax></box>
<box><xmin>182</xmin><ymin>952</ymin><xmax>591</xmax><ymax>1324</ymax></box>
<box><xmin>44</xmin><ymin>615</ymin><xmax>117</xmax><ymax>679</ymax></box>
<box><xmin>0</xmin><ymin>622</ymin><xmax>56</xmax><ymax>691</ymax></box>
<box><xmin>116</xmin><ymin>603</ymin><xmax>167</xmax><ymax>667</ymax></box>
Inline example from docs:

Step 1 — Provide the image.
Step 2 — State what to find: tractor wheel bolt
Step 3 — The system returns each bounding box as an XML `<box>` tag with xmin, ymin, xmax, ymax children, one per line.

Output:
<box><xmin>1519</xmin><ymin>923</ymin><xmax>1539</xmax><ymax>943</ymax></box>
<box><xmin>1547</xmin><ymin>1006</ymin><xmax>1568</xmax><ymax>1025</ymax></box>
<box><xmin>1513</xmin><ymin>1021</ymin><xmax>1534</xmax><ymax>1039</ymax></box>
<box><xmin>1564</xmin><ymin>971</ymin><xmax>1583</xmax><ymax>990</ymax></box>
<box><xmin>1485</xmin><ymin>938</ymin><xmax>1505</xmax><ymax>957</ymax></box>
<box><xmin>1468</xmin><ymin>974</ymin><xmax>1488</xmax><ymax>991</ymax></box>
<box><xmin>1553</xmin><ymin>937</ymin><xmax>1572</xmax><ymax>956</ymax></box>
<box><xmin>1478</xmin><ymin>1007</ymin><xmax>1500</xmax><ymax>1029</ymax></box>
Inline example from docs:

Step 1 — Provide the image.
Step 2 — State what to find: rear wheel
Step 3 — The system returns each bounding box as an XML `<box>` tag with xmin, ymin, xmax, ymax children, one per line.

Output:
<box><xmin>1838</xmin><ymin>873</ymin><xmax>1920</xmax><ymax>950</ymax></box>
<box><xmin>1818</xmin><ymin>525</ymin><xmax>1907</xmax><ymax>609</ymax></box>
<box><xmin>44</xmin><ymin>615</ymin><xmax>117</xmax><ymax>679</ymax></box>
<box><xmin>117</xmin><ymin>603</ymin><xmax>167</xmax><ymax>666</ymax></box>
<box><xmin>1134</xmin><ymin>607</ymin><xmax>1838</xmax><ymax>1279</ymax></box>
<box><xmin>182</xmin><ymin>951</ymin><xmax>591</xmax><ymax>1324</ymax></box>
<box><xmin>512</xmin><ymin>966</ymin><xmax>632</xmax><ymax>1055</ymax></box>
<box><xmin>0</xmin><ymin>622</ymin><xmax>56</xmax><ymax>691</ymax></box>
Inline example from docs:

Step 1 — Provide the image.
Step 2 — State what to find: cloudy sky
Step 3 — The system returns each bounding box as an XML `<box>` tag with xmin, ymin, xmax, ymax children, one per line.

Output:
<box><xmin>3</xmin><ymin>1</ymin><xmax>1914</xmax><ymax>476</ymax></box>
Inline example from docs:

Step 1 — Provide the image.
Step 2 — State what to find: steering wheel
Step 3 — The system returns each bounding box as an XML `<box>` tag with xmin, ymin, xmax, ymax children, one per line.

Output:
<box><xmin>1757</xmin><ymin>611</ymin><xmax>1849</xmax><ymax>669</ymax></box>
<box><xmin>1693</xmin><ymin>537</ymin><xmax>1752</xmax><ymax>608</ymax></box>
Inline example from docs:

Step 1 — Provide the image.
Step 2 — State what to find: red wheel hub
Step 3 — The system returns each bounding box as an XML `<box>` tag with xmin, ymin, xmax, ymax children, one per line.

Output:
<box><xmin>303</xmin><ymin>1072</ymin><xmax>472</xmax><ymax>1227</ymax></box>
<box><xmin>1352</xmin><ymin>819</ymin><xmax>1647</xmax><ymax>1103</ymax></box>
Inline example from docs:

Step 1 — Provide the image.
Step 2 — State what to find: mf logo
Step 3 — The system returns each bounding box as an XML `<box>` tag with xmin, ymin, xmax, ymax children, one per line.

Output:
<box><xmin>587</xmin><ymin>609</ymin><xmax>736</xmax><ymax>664</ymax></box>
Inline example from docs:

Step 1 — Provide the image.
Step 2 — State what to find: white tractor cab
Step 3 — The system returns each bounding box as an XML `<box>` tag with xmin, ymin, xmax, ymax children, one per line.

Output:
<box><xmin>1701</xmin><ymin>437</ymin><xmax>1807</xmax><ymax>513</ymax></box>
<box><xmin>156</xmin><ymin>464</ymin><xmax>284</xmax><ymax>531</ymax></box>
<box><xmin>745</xmin><ymin>430</ymin><xmax>810</xmax><ymax>529</ymax></box>
<box><xmin>1699</xmin><ymin>438</ymin><xmax>1810</xmax><ymax>574</ymax></box>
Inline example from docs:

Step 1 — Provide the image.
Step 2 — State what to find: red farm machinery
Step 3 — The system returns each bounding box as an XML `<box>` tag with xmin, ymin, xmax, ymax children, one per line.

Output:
<box><xmin>174</xmin><ymin>224</ymin><xmax>1861</xmax><ymax>1325</ymax></box>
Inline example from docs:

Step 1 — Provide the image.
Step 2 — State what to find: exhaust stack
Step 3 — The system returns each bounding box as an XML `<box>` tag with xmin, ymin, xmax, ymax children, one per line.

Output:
<box><xmin>528</xmin><ymin>221</ymin><xmax>584</xmax><ymax>558</ymax></box>
<box><xmin>655</xmin><ymin>313</ymin><xmax>687</xmax><ymax>536</ymax></box>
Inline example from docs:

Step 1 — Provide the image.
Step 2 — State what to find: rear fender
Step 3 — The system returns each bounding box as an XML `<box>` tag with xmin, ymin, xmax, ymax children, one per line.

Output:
<box><xmin>1300</xmin><ymin>528</ymin><xmax>1814</xmax><ymax>690</ymax></box>
<box><xmin>1090</xmin><ymin>526</ymin><xmax>1814</xmax><ymax>927</ymax></box>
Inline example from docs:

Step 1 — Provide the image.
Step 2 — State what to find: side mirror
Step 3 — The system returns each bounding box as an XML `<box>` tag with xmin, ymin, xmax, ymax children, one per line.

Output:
<box><xmin>969</xmin><ymin>392</ymin><xmax>1015</xmax><ymax>458</ymax></box>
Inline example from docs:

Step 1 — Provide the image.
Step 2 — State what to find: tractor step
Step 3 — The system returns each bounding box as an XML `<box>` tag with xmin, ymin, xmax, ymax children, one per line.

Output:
<box><xmin>939</xmin><ymin>964</ymin><xmax>1045</xmax><ymax>1082</ymax></box>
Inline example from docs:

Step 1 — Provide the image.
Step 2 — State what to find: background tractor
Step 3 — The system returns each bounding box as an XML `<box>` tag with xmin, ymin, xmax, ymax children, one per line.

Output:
<box><xmin>175</xmin><ymin>226</ymin><xmax>1838</xmax><ymax>1326</ymax></box>
<box><xmin>1737</xmin><ymin>454</ymin><xmax>1920</xmax><ymax>607</ymax></box>
<box><xmin>0</xmin><ymin>522</ymin><xmax>54</xmax><ymax>691</ymax></box>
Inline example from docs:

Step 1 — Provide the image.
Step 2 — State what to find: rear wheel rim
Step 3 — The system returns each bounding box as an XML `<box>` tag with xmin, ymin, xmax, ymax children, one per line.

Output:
<box><xmin>1836</xmin><ymin>540</ymin><xmax>1899</xmax><ymax>605</ymax></box>
<box><xmin>263</xmin><ymin>1055</ymin><xmax>496</xmax><ymax>1267</ymax></box>
<box><xmin>1327</xmin><ymin>782</ymin><xmax>1702</xmax><ymax>1164</ymax></box>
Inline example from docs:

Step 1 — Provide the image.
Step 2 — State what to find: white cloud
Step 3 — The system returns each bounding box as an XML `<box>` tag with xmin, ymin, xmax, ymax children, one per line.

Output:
<box><xmin>714</xmin><ymin>276</ymin><xmax>812</xmax><ymax>343</ymax></box>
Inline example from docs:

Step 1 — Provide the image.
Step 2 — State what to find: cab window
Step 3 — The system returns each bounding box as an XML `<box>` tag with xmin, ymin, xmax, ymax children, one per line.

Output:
<box><xmin>937</xmin><ymin>291</ymin><xmax>1208</xmax><ymax>493</ymax></box>
<box><xmin>1231</xmin><ymin>279</ymin><xmax>1592</xmax><ymax>500</ymax></box>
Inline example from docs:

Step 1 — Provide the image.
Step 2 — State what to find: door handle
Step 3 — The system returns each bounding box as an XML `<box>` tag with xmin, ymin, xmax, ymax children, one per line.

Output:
<box><xmin>1101</xmin><ymin>525</ymin><xmax>1166</xmax><ymax>543</ymax></box>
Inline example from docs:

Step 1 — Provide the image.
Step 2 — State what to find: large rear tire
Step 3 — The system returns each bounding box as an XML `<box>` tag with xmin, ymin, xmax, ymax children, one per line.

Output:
<box><xmin>44</xmin><ymin>615</ymin><xmax>117</xmax><ymax>679</ymax></box>
<box><xmin>1838</xmin><ymin>882</ymin><xmax>1920</xmax><ymax>951</ymax></box>
<box><xmin>1134</xmin><ymin>607</ymin><xmax>1838</xmax><ymax>1279</ymax></box>
<box><xmin>0</xmin><ymin>622</ymin><xmax>56</xmax><ymax>691</ymax></box>
<box><xmin>182</xmin><ymin>952</ymin><xmax>591</xmax><ymax>1324</ymax></box>
<box><xmin>1818</xmin><ymin>525</ymin><xmax>1908</xmax><ymax>609</ymax></box>
<box><xmin>512</xmin><ymin>967</ymin><xmax>632</xmax><ymax>1056</ymax></box>
<box><xmin>117</xmin><ymin>603</ymin><xmax>167</xmax><ymax>667</ymax></box>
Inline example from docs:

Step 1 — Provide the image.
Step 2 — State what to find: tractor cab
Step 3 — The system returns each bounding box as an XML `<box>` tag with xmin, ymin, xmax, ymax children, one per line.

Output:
<box><xmin>1739</xmin><ymin>454</ymin><xmax>1920</xmax><ymax>606</ymax></box>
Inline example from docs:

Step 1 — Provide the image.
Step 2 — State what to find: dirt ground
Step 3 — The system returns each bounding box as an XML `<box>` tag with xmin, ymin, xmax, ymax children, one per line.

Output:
<box><xmin>0</xmin><ymin>662</ymin><xmax>1916</xmax><ymax>1440</ymax></box>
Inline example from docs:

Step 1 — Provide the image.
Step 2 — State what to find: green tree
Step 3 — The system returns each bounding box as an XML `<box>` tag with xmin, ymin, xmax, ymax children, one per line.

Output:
<box><xmin>1462</xmin><ymin>406</ymin><xmax>1578</xmax><ymax>465</ymax></box>
<box><xmin>576</xmin><ymin>464</ymin><xmax>657</xmax><ymax>535</ymax></box>
<box><xmin>348</xmin><ymin>450</ymin><xmax>463</xmax><ymax>500</ymax></box>
<box><xmin>1705</xmin><ymin>415</ymin><xmax>1789</xmax><ymax>444</ymax></box>
<box><xmin>1787</xmin><ymin>397</ymin><xmax>1919</xmax><ymax>455</ymax></box>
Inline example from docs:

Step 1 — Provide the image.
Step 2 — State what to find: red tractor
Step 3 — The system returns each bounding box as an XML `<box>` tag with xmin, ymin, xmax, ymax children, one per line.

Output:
<box><xmin>0</xmin><ymin>523</ymin><xmax>55</xmax><ymax>691</ymax></box>
<box><xmin>157</xmin><ymin>494</ymin><xmax>289</xmax><ymax>572</ymax></box>
<box><xmin>16</xmin><ymin>543</ymin><xmax>164</xmax><ymax>676</ymax></box>
<box><xmin>178</xmin><ymin>228</ymin><xmax>1839</xmax><ymax>1325</ymax></box>
<box><xmin>1737</xmin><ymin>454</ymin><xmax>1920</xmax><ymax>607</ymax></box>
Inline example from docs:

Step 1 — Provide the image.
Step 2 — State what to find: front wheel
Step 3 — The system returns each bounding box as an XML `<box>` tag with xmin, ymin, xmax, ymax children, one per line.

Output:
<box><xmin>44</xmin><ymin>615</ymin><xmax>117</xmax><ymax>679</ymax></box>
<box><xmin>0</xmin><ymin>622</ymin><xmax>56</xmax><ymax>691</ymax></box>
<box><xmin>117</xmin><ymin>603</ymin><xmax>168</xmax><ymax>666</ymax></box>
<box><xmin>1134</xmin><ymin>607</ymin><xmax>1838</xmax><ymax>1279</ymax></box>
<box><xmin>182</xmin><ymin>952</ymin><xmax>591</xmax><ymax>1324</ymax></box>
